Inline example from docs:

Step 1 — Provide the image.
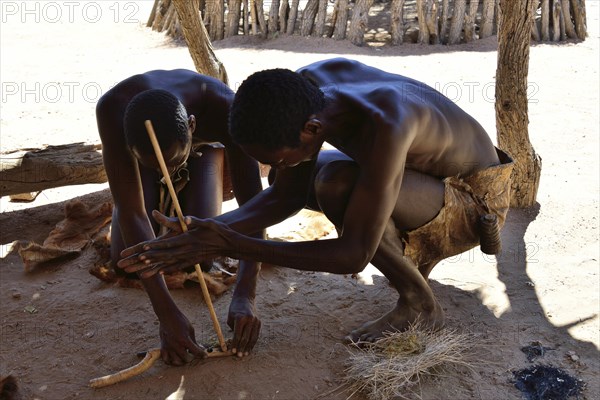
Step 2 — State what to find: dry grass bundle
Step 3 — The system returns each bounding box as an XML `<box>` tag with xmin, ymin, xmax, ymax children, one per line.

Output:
<box><xmin>342</xmin><ymin>323</ymin><xmax>476</xmax><ymax>400</ymax></box>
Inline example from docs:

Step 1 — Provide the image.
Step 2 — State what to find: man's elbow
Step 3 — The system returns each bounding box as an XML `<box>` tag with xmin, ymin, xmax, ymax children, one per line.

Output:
<box><xmin>341</xmin><ymin>247</ymin><xmax>373</xmax><ymax>275</ymax></box>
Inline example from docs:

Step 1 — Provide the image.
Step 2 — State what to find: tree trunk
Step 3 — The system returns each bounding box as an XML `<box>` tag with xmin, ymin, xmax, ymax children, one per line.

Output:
<box><xmin>0</xmin><ymin>143</ymin><xmax>107</xmax><ymax>197</ymax></box>
<box><xmin>250</xmin><ymin>0</ymin><xmax>258</xmax><ymax>35</ymax></box>
<box><xmin>172</xmin><ymin>0</ymin><xmax>228</xmax><ymax>84</ymax></box>
<box><xmin>279</xmin><ymin>0</ymin><xmax>290</xmax><ymax>33</ymax></box>
<box><xmin>243</xmin><ymin>0</ymin><xmax>249</xmax><ymax>35</ymax></box>
<box><xmin>570</xmin><ymin>0</ymin><xmax>586</xmax><ymax>40</ymax></box>
<box><xmin>531</xmin><ymin>0</ymin><xmax>540</xmax><ymax>41</ymax></box>
<box><xmin>348</xmin><ymin>0</ymin><xmax>375</xmax><ymax>46</ymax></box>
<box><xmin>425</xmin><ymin>0</ymin><xmax>439</xmax><ymax>44</ymax></box>
<box><xmin>541</xmin><ymin>0</ymin><xmax>550</xmax><ymax>40</ymax></box>
<box><xmin>147</xmin><ymin>0</ymin><xmax>160</xmax><ymax>27</ymax></box>
<box><xmin>226</xmin><ymin>0</ymin><xmax>243</xmax><ymax>37</ymax></box>
<box><xmin>558</xmin><ymin>0</ymin><xmax>567</xmax><ymax>39</ymax></box>
<box><xmin>315</xmin><ymin>0</ymin><xmax>328</xmax><ymax>37</ymax></box>
<box><xmin>480</xmin><ymin>0</ymin><xmax>495</xmax><ymax>38</ymax></box>
<box><xmin>417</xmin><ymin>0</ymin><xmax>430</xmax><ymax>44</ymax></box>
<box><xmin>334</xmin><ymin>0</ymin><xmax>350</xmax><ymax>39</ymax></box>
<box><xmin>287</xmin><ymin>0</ymin><xmax>300</xmax><ymax>34</ymax></box>
<box><xmin>204</xmin><ymin>0</ymin><xmax>224</xmax><ymax>40</ymax></box>
<box><xmin>561</xmin><ymin>0</ymin><xmax>576</xmax><ymax>38</ymax></box>
<box><xmin>269</xmin><ymin>0</ymin><xmax>281</xmax><ymax>35</ymax></box>
<box><xmin>301</xmin><ymin>0</ymin><xmax>320</xmax><ymax>36</ymax></box>
<box><xmin>439</xmin><ymin>0</ymin><xmax>450</xmax><ymax>43</ymax></box>
<box><xmin>448</xmin><ymin>0</ymin><xmax>466</xmax><ymax>44</ymax></box>
<box><xmin>464</xmin><ymin>0</ymin><xmax>479</xmax><ymax>42</ymax></box>
<box><xmin>496</xmin><ymin>0</ymin><xmax>542</xmax><ymax>208</ymax></box>
<box><xmin>390</xmin><ymin>0</ymin><xmax>406</xmax><ymax>45</ymax></box>
<box><xmin>255</xmin><ymin>0</ymin><xmax>268</xmax><ymax>37</ymax></box>
<box><xmin>551</xmin><ymin>0</ymin><xmax>561</xmax><ymax>40</ymax></box>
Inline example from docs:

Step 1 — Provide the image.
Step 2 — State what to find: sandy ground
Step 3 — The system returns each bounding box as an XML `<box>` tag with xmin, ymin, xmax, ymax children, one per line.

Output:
<box><xmin>1</xmin><ymin>2</ymin><xmax>599</xmax><ymax>399</ymax></box>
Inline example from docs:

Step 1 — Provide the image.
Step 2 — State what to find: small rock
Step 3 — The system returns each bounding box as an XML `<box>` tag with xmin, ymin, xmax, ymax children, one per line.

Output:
<box><xmin>12</xmin><ymin>292</ymin><xmax>21</xmax><ymax>299</ymax></box>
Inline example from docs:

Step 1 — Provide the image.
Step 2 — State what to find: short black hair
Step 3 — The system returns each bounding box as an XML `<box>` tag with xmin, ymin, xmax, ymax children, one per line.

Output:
<box><xmin>123</xmin><ymin>89</ymin><xmax>189</xmax><ymax>155</ymax></box>
<box><xmin>230</xmin><ymin>69</ymin><xmax>325</xmax><ymax>149</ymax></box>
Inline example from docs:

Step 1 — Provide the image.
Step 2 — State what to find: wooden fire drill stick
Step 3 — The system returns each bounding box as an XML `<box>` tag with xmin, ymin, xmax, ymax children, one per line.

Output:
<box><xmin>144</xmin><ymin>119</ymin><xmax>228</xmax><ymax>353</ymax></box>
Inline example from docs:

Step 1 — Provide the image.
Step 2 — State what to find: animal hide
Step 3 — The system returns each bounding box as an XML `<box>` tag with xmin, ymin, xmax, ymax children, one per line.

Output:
<box><xmin>17</xmin><ymin>200</ymin><xmax>113</xmax><ymax>271</ymax></box>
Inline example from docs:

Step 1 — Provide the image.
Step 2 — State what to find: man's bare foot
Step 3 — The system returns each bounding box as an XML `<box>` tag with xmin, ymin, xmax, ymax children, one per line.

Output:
<box><xmin>344</xmin><ymin>299</ymin><xmax>445</xmax><ymax>344</ymax></box>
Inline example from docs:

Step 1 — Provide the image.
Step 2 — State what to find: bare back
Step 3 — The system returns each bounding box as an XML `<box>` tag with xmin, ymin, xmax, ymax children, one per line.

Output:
<box><xmin>297</xmin><ymin>58</ymin><xmax>499</xmax><ymax>178</ymax></box>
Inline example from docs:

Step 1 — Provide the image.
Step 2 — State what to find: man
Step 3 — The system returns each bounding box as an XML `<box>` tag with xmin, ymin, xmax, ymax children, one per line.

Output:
<box><xmin>118</xmin><ymin>59</ymin><xmax>513</xmax><ymax>343</ymax></box>
<box><xmin>96</xmin><ymin>69</ymin><xmax>262</xmax><ymax>364</ymax></box>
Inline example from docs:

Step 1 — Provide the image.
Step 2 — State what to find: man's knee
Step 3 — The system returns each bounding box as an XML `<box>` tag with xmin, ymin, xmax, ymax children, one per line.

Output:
<box><xmin>314</xmin><ymin>160</ymin><xmax>358</xmax><ymax>224</ymax></box>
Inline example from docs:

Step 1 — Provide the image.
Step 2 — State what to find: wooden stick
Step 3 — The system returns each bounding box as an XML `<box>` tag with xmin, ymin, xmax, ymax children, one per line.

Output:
<box><xmin>89</xmin><ymin>347</ymin><xmax>229</xmax><ymax>388</ymax></box>
<box><xmin>144</xmin><ymin>120</ymin><xmax>228</xmax><ymax>353</ymax></box>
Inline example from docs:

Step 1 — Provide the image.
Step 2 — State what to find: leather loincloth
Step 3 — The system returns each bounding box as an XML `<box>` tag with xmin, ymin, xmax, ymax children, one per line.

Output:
<box><xmin>402</xmin><ymin>148</ymin><xmax>514</xmax><ymax>267</ymax></box>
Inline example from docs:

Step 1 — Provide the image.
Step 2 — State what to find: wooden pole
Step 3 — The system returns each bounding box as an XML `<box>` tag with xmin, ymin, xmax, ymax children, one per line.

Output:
<box><xmin>144</xmin><ymin>120</ymin><xmax>228</xmax><ymax>353</ymax></box>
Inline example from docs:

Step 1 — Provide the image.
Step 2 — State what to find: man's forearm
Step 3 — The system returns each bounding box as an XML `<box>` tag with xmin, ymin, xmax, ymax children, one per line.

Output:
<box><xmin>215</xmin><ymin>186</ymin><xmax>304</xmax><ymax>236</ymax></box>
<box><xmin>228</xmin><ymin>235</ymin><xmax>364</xmax><ymax>275</ymax></box>
<box><xmin>141</xmin><ymin>272</ymin><xmax>179</xmax><ymax>317</ymax></box>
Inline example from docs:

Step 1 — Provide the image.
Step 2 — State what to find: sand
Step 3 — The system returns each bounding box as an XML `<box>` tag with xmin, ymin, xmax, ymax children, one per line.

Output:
<box><xmin>1</xmin><ymin>2</ymin><xmax>598</xmax><ymax>399</ymax></box>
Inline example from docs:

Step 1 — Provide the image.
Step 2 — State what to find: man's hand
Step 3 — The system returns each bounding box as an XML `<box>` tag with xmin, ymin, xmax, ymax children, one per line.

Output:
<box><xmin>158</xmin><ymin>307</ymin><xmax>207</xmax><ymax>365</ymax></box>
<box><xmin>117</xmin><ymin>211</ymin><xmax>236</xmax><ymax>278</ymax></box>
<box><xmin>227</xmin><ymin>296</ymin><xmax>261</xmax><ymax>357</ymax></box>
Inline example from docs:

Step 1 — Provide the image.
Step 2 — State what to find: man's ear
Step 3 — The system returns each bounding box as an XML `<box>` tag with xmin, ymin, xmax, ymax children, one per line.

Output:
<box><xmin>301</xmin><ymin>118</ymin><xmax>322</xmax><ymax>142</ymax></box>
<box><xmin>188</xmin><ymin>115</ymin><xmax>196</xmax><ymax>134</ymax></box>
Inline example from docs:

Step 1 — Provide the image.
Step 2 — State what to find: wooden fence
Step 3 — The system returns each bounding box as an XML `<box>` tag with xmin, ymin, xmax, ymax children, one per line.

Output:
<box><xmin>148</xmin><ymin>0</ymin><xmax>587</xmax><ymax>46</ymax></box>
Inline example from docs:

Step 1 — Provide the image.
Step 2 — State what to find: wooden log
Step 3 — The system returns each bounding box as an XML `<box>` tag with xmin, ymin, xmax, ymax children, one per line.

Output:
<box><xmin>558</xmin><ymin>0</ymin><xmax>567</xmax><ymax>39</ymax></box>
<box><xmin>464</xmin><ymin>0</ymin><xmax>479</xmax><ymax>42</ymax></box>
<box><xmin>206</xmin><ymin>0</ymin><xmax>224</xmax><ymax>40</ymax></box>
<box><xmin>541</xmin><ymin>0</ymin><xmax>550</xmax><ymax>40</ymax></box>
<box><xmin>570</xmin><ymin>0</ymin><xmax>586</xmax><ymax>40</ymax></box>
<box><xmin>439</xmin><ymin>0</ymin><xmax>450</xmax><ymax>44</ymax></box>
<box><xmin>300</xmin><ymin>0</ymin><xmax>319</xmax><ymax>36</ymax></box>
<box><xmin>480</xmin><ymin>0</ymin><xmax>495</xmax><ymax>38</ymax></box>
<box><xmin>333</xmin><ymin>0</ymin><xmax>349</xmax><ymax>39</ymax></box>
<box><xmin>225</xmin><ymin>0</ymin><xmax>242</xmax><ymax>37</ymax></box>
<box><xmin>147</xmin><ymin>0</ymin><xmax>159</xmax><ymax>27</ymax></box>
<box><xmin>268</xmin><ymin>0</ymin><xmax>281</xmax><ymax>35</ymax></box>
<box><xmin>286</xmin><ymin>0</ymin><xmax>300</xmax><ymax>34</ymax></box>
<box><xmin>417</xmin><ymin>0</ymin><xmax>430</xmax><ymax>44</ymax></box>
<box><xmin>279</xmin><ymin>0</ymin><xmax>289</xmax><ymax>33</ymax></box>
<box><xmin>255</xmin><ymin>0</ymin><xmax>268</xmax><ymax>37</ymax></box>
<box><xmin>448</xmin><ymin>0</ymin><xmax>466</xmax><ymax>44</ymax></box>
<box><xmin>243</xmin><ymin>0</ymin><xmax>249</xmax><ymax>35</ymax></box>
<box><xmin>425</xmin><ymin>0</ymin><xmax>439</xmax><ymax>44</ymax></box>
<box><xmin>551</xmin><ymin>0</ymin><xmax>561</xmax><ymax>40</ymax></box>
<box><xmin>390</xmin><ymin>0</ymin><xmax>406</xmax><ymax>45</ymax></box>
<box><xmin>561</xmin><ymin>0</ymin><xmax>577</xmax><ymax>38</ymax></box>
<box><xmin>314</xmin><ymin>0</ymin><xmax>328</xmax><ymax>37</ymax></box>
<box><xmin>531</xmin><ymin>0</ymin><xmax>541</xmax><ymax>41</ymax></box>
<box><xmin>250</xmin><ymin>0</ymin><xmax>258</xmax><ymax>35</ymax></box>
<box><xmin>347</xmin><ymin>0</ymin><xmax>375</xmax><ymax>46</ymax></box>
<box><xmin>0</xmin><ymin>143</ymin><xmax>107</xmax><ymax>197</ymax></box>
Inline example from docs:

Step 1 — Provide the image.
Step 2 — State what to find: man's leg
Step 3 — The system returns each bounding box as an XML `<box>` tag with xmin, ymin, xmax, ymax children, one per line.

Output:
<box><xmin>180</xmin><ymin>146</ymin><xmax>224</xmax><ymax>271</ymax></box>
<box><xmin>179</xmin><ymin>146</ymin><xmax>224</xmax><ymax>218</ymax></box>
<box><xmin>314</xmin><ymin>161</ymin><xmax>445</xmax><ymax>342</ymax></box>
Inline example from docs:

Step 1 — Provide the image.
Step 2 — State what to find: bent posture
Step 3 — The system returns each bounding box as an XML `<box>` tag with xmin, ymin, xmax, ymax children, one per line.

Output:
<box><xmin>119</xmin><ymin>59</ymin><xmax>513</xmax><ymax>342</ymax></box>
<box><xmin>97</xmin><ymin>70</ymin><xmax>262</xmax><ymax>363</ymax></box>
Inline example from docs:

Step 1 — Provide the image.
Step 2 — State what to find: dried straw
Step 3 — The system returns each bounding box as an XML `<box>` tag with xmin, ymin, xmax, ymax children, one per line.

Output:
<box><xmin>341</xmin><ymin>322</ymin><xmax>475</xmax><ymax>400</ymax></box>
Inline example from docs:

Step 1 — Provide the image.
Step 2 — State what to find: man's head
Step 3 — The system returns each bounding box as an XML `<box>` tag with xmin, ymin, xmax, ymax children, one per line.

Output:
<box><xmin>230</xmin><ymin>69</ymin><xmax>326</xmax><ymax>168</ymax></box>
<box><xmin>123</xmin><ymin>89</ymin><xmax>194</xmax><ymax>170</ymax></box>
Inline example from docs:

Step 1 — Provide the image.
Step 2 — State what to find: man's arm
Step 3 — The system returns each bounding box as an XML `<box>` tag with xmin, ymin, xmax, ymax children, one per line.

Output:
<box><xmin>96</xmin><ymin>96</ymin><xmax>206</xmax><ymax>363</ymax></box>
<box><xmin>121</xmin><ymin>118</ymin><xmax>414</xmax><ymax>278</ymax></box>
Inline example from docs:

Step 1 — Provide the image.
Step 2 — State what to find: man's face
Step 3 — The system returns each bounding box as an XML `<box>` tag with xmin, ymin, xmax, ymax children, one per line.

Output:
<box><xmin>132</xmin><ymin>137</ymin><xmax>192</xmax><ymax>175</ymax></box>
<box><xmin>241</xmin><ymin>142</ymin><xmax>317</xmax><ymax>169</ymax></box>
